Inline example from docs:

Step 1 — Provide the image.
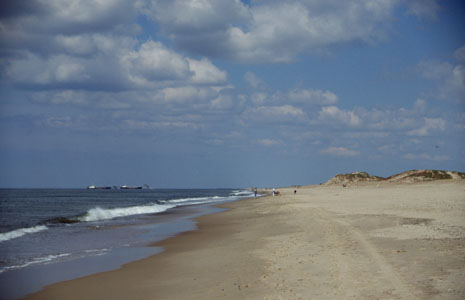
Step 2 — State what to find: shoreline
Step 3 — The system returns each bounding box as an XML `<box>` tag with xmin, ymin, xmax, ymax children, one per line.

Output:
<box><xmin>23</xmin><ymin>195</ymin><xmax>265</xmax><ymax>300</ymax></box>
<box><xmin>0</xmin><ymin>199</ymin><xmax>238</xmax><ymax>300</ymax></box>
<box><xmin>24</xmin><ymin>180</ymin><xmax>465</xmax><ymax>299</ymax></box>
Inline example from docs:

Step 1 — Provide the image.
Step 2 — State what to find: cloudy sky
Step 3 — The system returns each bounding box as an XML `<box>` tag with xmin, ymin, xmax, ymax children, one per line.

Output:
<box><xmin>0</xmin><ymin>0</ymin><xmax>464</xmax><ymax>188</ymax></box>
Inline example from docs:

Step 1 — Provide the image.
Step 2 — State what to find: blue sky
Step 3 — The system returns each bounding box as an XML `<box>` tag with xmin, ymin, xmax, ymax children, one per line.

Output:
<box><xmin>0</xmin><ymin>0</ymin><xmax>464</xmax><ymax>188</ymax></box>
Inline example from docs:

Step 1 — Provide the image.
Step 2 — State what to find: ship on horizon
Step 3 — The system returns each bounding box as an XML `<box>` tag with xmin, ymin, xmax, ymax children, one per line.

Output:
<box><xmin>87</xmin><ymin>184</ymin><xmax>150</xmax><ymax>190</ymax></box>
<box><xmin>120</xmin><ymin>185</ymin><xmax>143</xmax><ymax>190</ymax></box>
<box><xmin>87</xmin><ymin>185</ymin><xmax>112</xmax><ymax>190</ymax></box>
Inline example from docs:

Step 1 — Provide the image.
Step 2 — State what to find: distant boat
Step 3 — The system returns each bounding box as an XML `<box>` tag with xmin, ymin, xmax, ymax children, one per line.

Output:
<box><xmin>120</xmin><ymin>185</ymin><xmax>142</xmax><ymax>190</ymax></box>
<box><xmin>87</xmin><ymin>185</ymin><xmax>112</xmax><ymax>190</ymax></box>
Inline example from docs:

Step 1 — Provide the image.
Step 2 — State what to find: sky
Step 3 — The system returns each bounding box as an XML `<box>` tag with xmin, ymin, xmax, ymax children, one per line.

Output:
<box><xmin>0</xmin><ymin>0</ymin><xmax>464</xmax><ymax>188</ymax></box>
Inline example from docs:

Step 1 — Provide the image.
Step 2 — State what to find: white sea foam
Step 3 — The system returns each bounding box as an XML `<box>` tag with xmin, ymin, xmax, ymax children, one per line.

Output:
<box><xmin>0</xmin><ymin>225</ymin><xmax>48</xmax><ymax>243</ymax></box>
<box><xmin>80</xmin><ymin>191</ymin><xmax>251</xmax><ymax>223</ymax></box>
<box><xmin>0</xmin><ymin>253</ymin><xmax>71</xmax><ymax>273</ymax></box>
<box><xmin>232</xmin><ymin>190</ymin><xmax>254</xmax><ymax>196</ymax></box>
<box><xmin>80</xmin><ymin>204</ymin><xmax>176</xmax><ymax>222</ymax></box>
<box><xmin>165</xmin><ymin>195</ymin><xmax>226</xmax><ymax>204</ymax></box>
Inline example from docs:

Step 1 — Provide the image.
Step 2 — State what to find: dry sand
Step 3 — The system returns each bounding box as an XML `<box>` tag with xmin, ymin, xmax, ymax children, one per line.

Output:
<box><xmin>24</xmin><ymin>180</ymin><xmax>465</xmax><ymax>300</ymax></box>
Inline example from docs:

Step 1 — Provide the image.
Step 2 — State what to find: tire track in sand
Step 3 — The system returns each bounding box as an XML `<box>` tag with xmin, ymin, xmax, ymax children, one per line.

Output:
<box><xmin>317</xmin><ymin>208</ymin><xmax>419</xmax><ymax>299</ymax></box>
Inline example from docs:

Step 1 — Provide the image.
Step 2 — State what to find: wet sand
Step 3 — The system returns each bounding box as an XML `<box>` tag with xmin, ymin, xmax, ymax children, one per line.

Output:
<box><xmin>24</xmin><ymin>180</ymin><xmax>465</xmax><ymax>300</ymax></box>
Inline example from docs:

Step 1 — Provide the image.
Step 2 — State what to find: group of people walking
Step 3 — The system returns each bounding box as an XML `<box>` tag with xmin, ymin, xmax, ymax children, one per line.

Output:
<box><xmin>253</xmin><ymin>187</ymin><xmax>297</xmax><ymax>197</ymax></box>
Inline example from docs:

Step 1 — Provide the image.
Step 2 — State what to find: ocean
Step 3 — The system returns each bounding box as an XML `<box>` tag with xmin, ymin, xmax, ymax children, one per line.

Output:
<box><xmin>0</xmin><ymin>188</ymin><xmax>254</xmax><ymax>299</ymax></box>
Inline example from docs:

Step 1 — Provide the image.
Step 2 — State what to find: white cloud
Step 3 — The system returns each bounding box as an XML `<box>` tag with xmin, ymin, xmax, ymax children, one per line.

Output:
<box><xmin>244</xmin><ymin>72</ymin><xmax>264</xmax><ymax>88</ymax></box>
<box><xmin>6</xmin><ymin>39</ymin><xmax>229</xmax><ymax>93</ymax></box>
<box><xmin>54</xmin><ymin>34</ymin><xmax>135</xmax><ymax>56</ymax></box>
<box><xmin>404</xmin><ymin>0</ymin><xmax>440</xmax><ymax>20</ymax></box>
<box><xmin>446</xmin><ymin>65</ymin><xmax>465</xmax><ymax>100</ymax></box>
<box><xmin>454</xmin><ymin>45</ymin><xmax>465</xmax><ymax>62</ymax></box>
<box><xmin>418</xmin><ymin>58</ymin><xmax>465</xmax><ymax>102</ymax></box>
<box><xmin>120</xmin><ymin>41</ymin><xmax>192</xmax><ymax>85</ymax></box>
<box><xmin>6</xmin><ymin>53</ymin><xmax>93</xmax><ymax>86</ymax></box>
<box><xmin>32</xmin><ymin>0</ymin><xmax>139</xmax><ymax>34</ymax></box>
<box><xmin>356</xmin><ymin>107</ymin><xmax>418</xmax><ymax>131</ymax></box>
<box><xmin>188</xmin><ymin>58</ymin><xmax>227</xmax><ymax>85</ymax></box>
<box><xmin>155</xmin><ymin>86</ymin><xmax>217</xmax><ymax>104</ymax></box>
<box><xmin>210</xmin><ymin>94</ymin><xmax>234</xmax><ymax>110</ymax></box>
<box><xmin>0</xmin><ymin>0</ymin><xmax>141</xmax><ymax>58</ymax></box>
<box><xmin>250</xmin><ymin>93</ymin><xmax>268</xmax><ymax>105</ymax></box>
<box><xmin>243</xmin><ymin>105</ymin><xmax>306</xmax><ymax>123</ymax></box>
<box><xmin>148</xmin><ymin>0</ymin><xmax>249</xmax><ymax>34</ymax></box>
<box><xmin>418</xmin><ymin>60</ymin><xmax>452</xmax><ymax>80</ymax></box>
<box><xmin>320</xmin><ymin>146</ymin><xmax>360</xmax><ymax>157</ymax></box>
<box><xmin>407</xmin><ymin>117</ymin><xmax>446</xmax><ymax>136</ymax></box>
<box><xmin>413</xmin><ymin>98</ymin><xmax>427</xmax><ymax>111</ymax></box>
<box><xmin>149</xmin><ymin>0</ymin><xmax>402</xmax><ymax>63</ymax></box>
<box><xmin>123</xmin><ymin>119</ymin><xmax>201</xmax><ymax>130</ymax></box>
<box><xmin>256</xmin><ymin>105</ymin><xmax>304</xmax><ymax>117</ymax></box>
<box><xmin>288</xmin><ymin>88</ymin><xmax>338</xmax><ymax>105</ymax></box>
<box><xmin>318</xmin><ymin>106</ymin><xmax>361</xmax><ymax>127</ymax></box>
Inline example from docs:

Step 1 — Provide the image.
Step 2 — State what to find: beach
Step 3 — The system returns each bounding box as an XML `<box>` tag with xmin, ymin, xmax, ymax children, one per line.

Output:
<box><xmin>24</xmin><ymin>180</ymin><xmax>465</xmax><ymax>300</ymax></box>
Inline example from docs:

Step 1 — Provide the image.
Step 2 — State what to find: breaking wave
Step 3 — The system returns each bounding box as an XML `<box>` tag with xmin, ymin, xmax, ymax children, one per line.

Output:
<box><xmin>0</xmin><ymin>190</ymin><xmax>255</xmax><ymax>242</ymax></box>
<box><xmin>161</xmin><ymin>195</ymin><xmax>225</xmax><ymax>204</ymax></box>
<box><xmin>80</xmin><ymin>204</ymin><xmax>176</xmax><ymax>222</ymax></box>
<box><xmin>0</xmin><ymin>225</ymin><xmax>48</xmax><ymax>243</ymax></box>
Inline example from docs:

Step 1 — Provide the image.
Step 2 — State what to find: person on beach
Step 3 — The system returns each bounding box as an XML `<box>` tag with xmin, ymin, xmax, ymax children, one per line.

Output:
<box><xmin>294</xmin><ymin>189</ymin><xmax>297</xmax><ymax>195</ymax></box>
<box><xmin>272</xmin><ymin>188</ymin><xmax>275</xmax><ymax>196</ymax></box>
<box><xmin>254</xmin><ymin>188</ymin><xmax>257</xmax><ymax>198</ymax></box>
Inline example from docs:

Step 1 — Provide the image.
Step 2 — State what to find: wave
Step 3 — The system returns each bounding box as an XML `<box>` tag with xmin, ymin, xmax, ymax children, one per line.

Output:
<box><xmin>80</xmin><ymin>193</ymin><xmax>248</xmax><ymax>222</ymax></box>
<box><xmin>80</xmin><ymin>203</ymin><xmax>176</xmax><ymax>222</ymax></box>
<box><xmin>0</xmin><ymin>253</ymin><xmax>71</xmax><ymax>273</ymax></box>
<box><xmin>0</xmin><ymin>191</ymin><xmax>254</xmax><ymax>242</ymax></box>
<box><xmin>0</xmin><ymin>225</ymin><xmax>48</xmax><ymax>243</ymax></box>
<box><xmin>163</xmin><ymin>195</ymin><xmax>226</xmax><ymax>204</ymax></box>
<box><xmin>232</xmin><ymin>190</ymin><xmax>254</xmax><ymax>196</ymax></box>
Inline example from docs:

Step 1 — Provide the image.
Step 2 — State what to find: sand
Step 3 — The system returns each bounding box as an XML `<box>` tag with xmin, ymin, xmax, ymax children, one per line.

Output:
<box><xmin>24</xmin><ymin>180</ymin><xmax>465</xmax><ymax>300</ymax></box>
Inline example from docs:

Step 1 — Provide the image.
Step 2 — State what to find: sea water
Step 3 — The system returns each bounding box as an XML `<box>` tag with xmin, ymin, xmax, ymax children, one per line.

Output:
<box><xmin>0</xmin><ymin>188</ymin><xmax>253</xmax><ymax>299</ymax></box>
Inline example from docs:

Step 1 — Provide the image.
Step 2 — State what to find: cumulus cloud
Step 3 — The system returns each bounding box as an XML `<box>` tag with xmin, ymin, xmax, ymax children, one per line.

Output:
<box><xmin>407</xmin><ymin>117</ymin><xmax>446</xmax><ymax>136</ymax></box>
<box><xmin>288</xmin><ymin>88</ymin><xmax>338</xmax><ymax>105</ymax></box>
<box><xmin>320</xmin><ymin>146</ymin><xmax>360</xmax><ymax>157</ymax></box>
<box><xmin>242</xmin><ymin>104</ymin><xmax>307</xmax><ymax>124</ymax></box>
<box><xmin>250</xmin><ymin>93</ymin><xmax>268</xmax><ymax>105</ymax></box>
<box><xmin>418</xmin><ymin>57</ymin><xmax>465</xmax><ymax>102</ymax></box>
<box><xmin>148</xmin><ymin>0</ymin><xmax>249</xmax><ymax>34</ymax></box>
<box><xmin>120</xmin><ymin>41</ymin><xmax>193</xmax><ymax>84</ymax></box>
<box><xmin>5</xmin><ymin>40</ymin><xmax>228</xmax><ymax>92</ymax></box>
<box><xmin>318</xmin><ymin>106</ymin><xmax>361</xmax><ymax>127</ymax></box>
<box><xmin>0</xmin><ymin>0</ymin><xmax>141</xmax><ymax>59</ymax></box>
<box><xmin>6</xmin><ymin>53</ymin><xmax>102</xmax><ymax>88</ymax></box>
<box><xmin>244</xmin><ymin>72</ymin><xmax>264</xmax><ymax>88</ymax></box>
<box><xmin>155</xmin><ymin>86</ymin><xmax>218</xmax><ymax>104</ymax></box>
<box><xmin>187</xmin><ymin>57</ymin><xmax>227</xmax><ymax>85</ymax></box>
<box><xmin>146</xmin><ymin>0</ymin><xmax>250</xmax><ymax>57</ymax></box>
<box><xmin>148</xmin><ymin>0</ymin><xmax>405</xmax><ymax>63</ymax></box>
<box><xmin>210</xmin><ymin>94</ymin><xmax>235</xmax><ymax>110</ymax></box>
<box><xmin>1</xmin><ymin>0</ymin><xmax>229</xmax><ymax>105</ymax></box>
<box><xmin>3</xmin><ymin>0</ymin><xmax>139</xmax><ymax>35</ymax></box>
